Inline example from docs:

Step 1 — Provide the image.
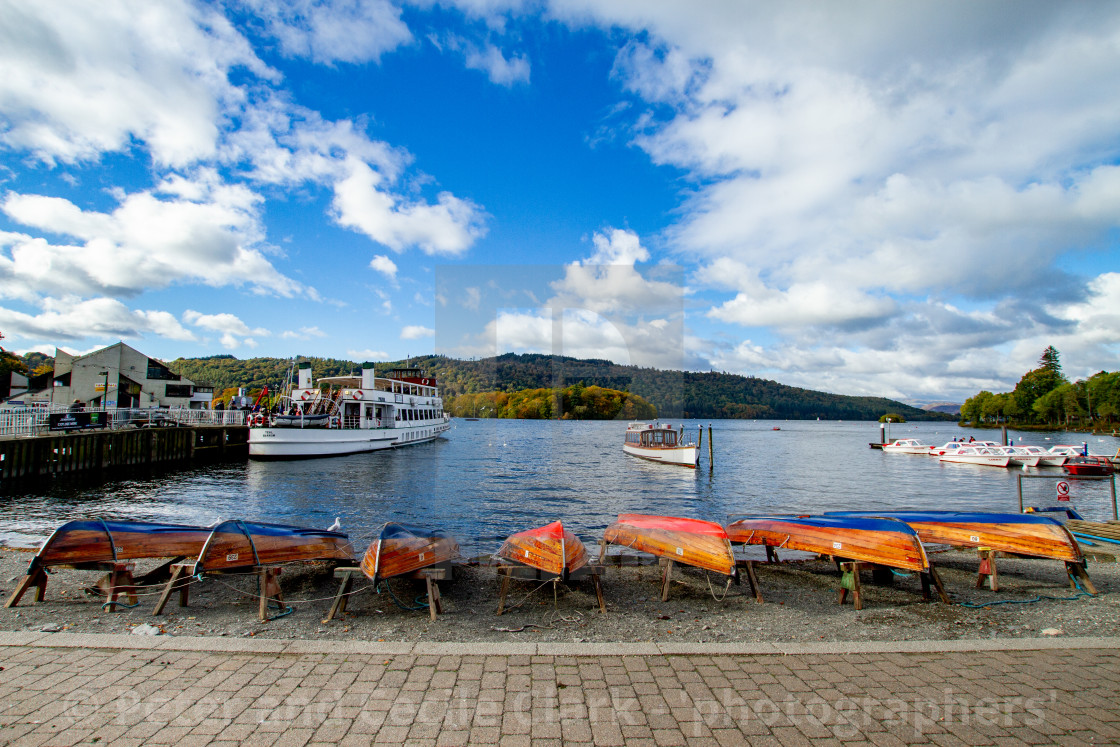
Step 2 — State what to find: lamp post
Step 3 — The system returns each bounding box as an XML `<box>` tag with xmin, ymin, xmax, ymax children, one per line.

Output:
<box><xmin>98</xmin><ymin>371</ymin><xmax>109</xmax><ymax>411</ymax></box>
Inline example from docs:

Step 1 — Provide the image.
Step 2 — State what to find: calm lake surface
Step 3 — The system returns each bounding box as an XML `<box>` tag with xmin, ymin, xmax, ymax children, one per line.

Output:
<box><xmin>3</xmin><ymin>420</ymin><xmax>1117</xmax><ymax>554</ymax></box>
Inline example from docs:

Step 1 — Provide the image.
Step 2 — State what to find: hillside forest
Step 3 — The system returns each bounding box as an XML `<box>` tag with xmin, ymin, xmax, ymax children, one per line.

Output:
<box><xmin>157</xmin><ymin>353</ymin><xmax>943</xmax><ymax>422</ymax></box>
<box><xmin>960</xmin><ymin>346</ymin><xmax>1120</xmax><ymax>430</ymax></box>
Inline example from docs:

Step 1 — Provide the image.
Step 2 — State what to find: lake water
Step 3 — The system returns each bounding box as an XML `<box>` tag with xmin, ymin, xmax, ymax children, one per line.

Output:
<box><xmin>2</xmin><ymin>420</ymin><xmax>1117</xmax><ymax>555</ymax></box>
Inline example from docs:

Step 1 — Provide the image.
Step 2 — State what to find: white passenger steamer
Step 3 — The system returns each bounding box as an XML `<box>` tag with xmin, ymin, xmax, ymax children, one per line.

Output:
<box><xmin>248</xmin><ymin>363</ymin><xmax>450</xmax><ymax>459</ymax></box>
<box><xmin>623</xmin><ymin>422</ymin><xmax>699</xmax><ymax>468</ymax></box>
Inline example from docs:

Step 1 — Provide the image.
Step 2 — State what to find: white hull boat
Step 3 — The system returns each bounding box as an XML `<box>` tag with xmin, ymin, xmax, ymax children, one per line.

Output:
<box><xmin>882</xmin><ymin>438</ymin><xmax>931</xmax><ymax>455</ymax></box>
<box><xmin>938</xmin><ymin>446</ymin><xmax>1010</xmax><ymax>467</ymax></box>
<box><xmin>623</xmin><ymin>422</ymin><xmax>699</xmax><ymax>468</ymax></box>
<box><xmin>249</xmin><ymin>363</ymin><xmax>451</xmax><ymax>460</ymax></box>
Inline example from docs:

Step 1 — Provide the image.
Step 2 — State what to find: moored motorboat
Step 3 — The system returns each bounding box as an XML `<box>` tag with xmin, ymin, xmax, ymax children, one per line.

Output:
<box><xmin>192</xmin><ymin>520</ymin><xmax>354</xmax><ymax>572</ymax></box>
<box><xmin>1062</xmin><ymin>455</ymin><xmax>1113</xmax><ymax>476</ymax></box>
<box><xmin>495</xmin><ymin>520</ymin><xmax>589</xmax><ymax>579</ymax></box>
<box><xmin>725</xmin><ymin>515</ymin><xmax>929</xmax><ymax>572</ymax></box>
<box><xmin>623</xmin><ymin>422</ymin><xmax>699</xmax><ymax>468</ymax></box>
<box><xmin>881</xmin><ymin>438</ymin><xmax>931</xmax><ymax>455</ymax></box>
<box><xmin>996</xmin><ymin>446</ymin><xmax>1041</xmax><ymax>467</ymax></box>
<box><xmin>937</xmin><ymin>446</ymin><xmax>1010</xmax><ymax>467</ymax></box>
<box><xmin>600</xmin><ymin>513</ymin><xmax>737</xmax><ymax>578</ymax></box>
<box><xmin>826</xmin><ymin>510</ymin><xmax>1083</xmax><ymax>562</ymax></box>
<box><xmin>360</xmin><ymin>522</ymin><xmax>460</xmax><ymax>583</ymax></box>
<box><xmin>1009</xmin><ymin>445</ymin><xmax>1066</xmax><ymax>467</ymax></box>
<box><xmin>249</xmin><ymin>362</ymin><xmax>451</xmax><ymax>459</ymax></box>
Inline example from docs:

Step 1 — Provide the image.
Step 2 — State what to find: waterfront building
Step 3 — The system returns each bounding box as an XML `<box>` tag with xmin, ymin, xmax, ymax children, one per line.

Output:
<box><xmin>35</xmin><ymin>342</ymin><xmax>212</xmax><ymax>410</ymax></box>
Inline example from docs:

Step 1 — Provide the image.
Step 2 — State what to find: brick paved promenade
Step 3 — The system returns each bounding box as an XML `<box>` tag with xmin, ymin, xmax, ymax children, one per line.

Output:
<box><xmin>1</xmin><ymin>632</ymin><xmax>1118</xmax><ymax>746</ymax></box>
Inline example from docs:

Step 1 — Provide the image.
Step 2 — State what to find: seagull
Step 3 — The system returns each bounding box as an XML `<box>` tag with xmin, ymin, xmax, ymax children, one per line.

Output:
<box><xmin>327</xmin><ymin>517</ymin><xmax>342</xmax><ymax>532</ymax></box>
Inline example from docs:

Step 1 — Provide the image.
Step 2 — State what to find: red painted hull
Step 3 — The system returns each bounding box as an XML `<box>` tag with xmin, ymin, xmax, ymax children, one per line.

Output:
<box><xmin>602</xmin><ymin>514</ymin><xmax>736</xmax><ymax>577</ymax></box>
<box><xmin>726</xmin><ymin>516</ymin><xmax>929</xmax><ymax>572</ymax></box>
<box><xmin>496</xmin><ymin>521</ymin><xmax>589</xmax><ymax>577</ymax></box>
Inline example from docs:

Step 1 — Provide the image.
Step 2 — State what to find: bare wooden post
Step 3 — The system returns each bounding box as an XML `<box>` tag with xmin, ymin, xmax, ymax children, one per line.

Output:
<box><xmin>1111</xmin><ymin>474</ymin><xmax>1118</xmax><ymax>521</ymax></box>
<box><xmin>708</xmin><ymin>424</ymin><xmax>714</xmax><ymax>471</ymax></box>
<box><xmin>1017</xmin><ymin>473</ymin><xmax>1024</xmax><ymax>513</ymax></box>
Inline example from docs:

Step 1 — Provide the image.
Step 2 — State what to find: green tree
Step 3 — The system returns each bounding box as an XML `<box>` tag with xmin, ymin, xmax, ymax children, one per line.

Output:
<box><xmin>1012</xmin><ymin>349</ymin><xmax>1068</xmax><ymax>422</ymax></box>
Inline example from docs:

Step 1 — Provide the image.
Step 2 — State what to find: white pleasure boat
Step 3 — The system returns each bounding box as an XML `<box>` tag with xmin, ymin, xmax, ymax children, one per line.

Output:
<box><xmin>248</xmin><ymin>362</ymin><xmax>451</xmax><ymax>459</ymax></box>
<box><xmin>623</xmin><ymin>422</ymin><xmax>699</xmax><ymax>468</ymax></box>
<box><xmin>881</xmin><ymin>438</ymin><xmax>932</xmax><ymax>454</ymax></box>
<box><xmin>938</xmin><ymin>446</ymin><xmax>1011</xmax><ymax>467</ymax></box>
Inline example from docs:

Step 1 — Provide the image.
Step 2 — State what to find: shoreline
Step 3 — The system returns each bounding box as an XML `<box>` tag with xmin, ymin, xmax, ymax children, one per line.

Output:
<box><xmin>3</xmin><ymin>545</ymin><xmax>1117</xmax><ymax>645</ymax></box>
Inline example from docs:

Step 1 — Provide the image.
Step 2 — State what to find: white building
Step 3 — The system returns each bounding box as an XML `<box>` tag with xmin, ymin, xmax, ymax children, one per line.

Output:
<box><xmin>48</xmin><ymin>342</ymin><xmax>213</xmax><ymax>410</ymax></box>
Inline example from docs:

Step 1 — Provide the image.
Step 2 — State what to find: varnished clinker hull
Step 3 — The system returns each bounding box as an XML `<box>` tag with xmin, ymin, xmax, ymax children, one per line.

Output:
<box><xmin>32</xmin><ymin>520</ymin><xmax>211</xmax><ymax>567</ymax></box>
<box><xmin>196</xmin><ymin>520</ymin><xmax>354</xmax><ymax>572</ymax></box>
<box><xmin>602</xmin><ymin>514</ymin><xmax>736</xmax><ymax>577</ymax></box>
<box><xmin>496</xmin><ymin>521</ymin><xmax>589</xmax><ymax>577</ymax></box>
<box><xmin>827</xmin><ymin>511</ymin><xmax>1082</xmax><ymax>562</ymax></box>
<box><xmin>361</xmin><ymin>523</ymin><xmax>460</xmax><ymax>582</ymax></box>
<box><xmin>726</xmin><ymin>516</ymin><xmax>928</xmax><ymax>572</ymax></box>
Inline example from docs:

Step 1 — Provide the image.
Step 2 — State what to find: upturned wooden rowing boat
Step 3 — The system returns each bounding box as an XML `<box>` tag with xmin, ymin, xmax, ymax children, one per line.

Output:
<box><xmin>16</xmin><ymin>519</ymin><xmax>210</xmax><ymax>568</ymax></box>
<box><xmin>360</xmin><ymin>523</ymin><xmax>460</xmax><ymax>583</ymax></box>
<box><xmin>725</xmin><ymin>515</ymin><xmax>930</xmax><ymax>572</ymax></box>
<box><xmin>193</xmin><ymin>520</ymin><xmax>355</xmax><ymax>572</ymax></box>
<box><xmin>601</xmin><ymin>513</ymin><xmax>737</xmax><ymax>577</ymax></box>
<box><xmin>827</xmin><ymin>511</ymin><xmax>1083</xmax><ymax>562</ymax></box>
<box><xmin>495</xmin><ymin>521</ymin><xmax>589</xmax><ymax>579</ymax></box>
<box><xmin>6</xmin><ymin>519</ymin><xmax>212</xmax><ymax>608</ymax></box>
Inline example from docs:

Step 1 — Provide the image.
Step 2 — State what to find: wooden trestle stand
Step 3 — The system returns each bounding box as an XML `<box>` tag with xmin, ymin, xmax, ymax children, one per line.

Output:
<box><xmin>327</xmin><ymin>561</ymin><xmax>453</xmax><ymax>622</ymax></box>
<box><xmin>152</xmin><ymin>562</ymin><xmax>288</xmax><ymax>622</ymax></box>
<box><xmin>495</xmin><ymin>562</ymin><xmax>606</xmax><ymax>615</ymax></box>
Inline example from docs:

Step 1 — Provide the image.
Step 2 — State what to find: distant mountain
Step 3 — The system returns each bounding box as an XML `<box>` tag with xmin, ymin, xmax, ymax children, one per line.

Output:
<box><xmin>169</xmin><ymin>352</ymin><xmax>952</xmax><ymax>422</ymax></box>
<box><xmin>921</xmin><ymin>403</ymin><xmax>962</xmax><ymax>415</ymax></box>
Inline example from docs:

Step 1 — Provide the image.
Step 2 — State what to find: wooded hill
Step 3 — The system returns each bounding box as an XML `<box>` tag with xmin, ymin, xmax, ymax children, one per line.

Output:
<box><xmin>166</xmin><ymin>352</ymin><xmax>946</xmax><ymax>422</ymax></box>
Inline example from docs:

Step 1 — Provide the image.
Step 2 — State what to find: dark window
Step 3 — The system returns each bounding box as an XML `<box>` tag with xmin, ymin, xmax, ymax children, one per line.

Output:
<box><xmin>165</xmin><ymin>384</ymin><xmax>193</xmax><ymax>398</ymax></box>
<box><xmin>147</xmin><ymin>358</ymin><xmax>181</xmax><ymax>381</ymax></box>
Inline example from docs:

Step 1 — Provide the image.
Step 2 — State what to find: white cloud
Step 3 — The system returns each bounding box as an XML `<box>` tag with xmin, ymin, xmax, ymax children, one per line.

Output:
<box><xmin>0</xmin><ymin>297</ymin><xmax>197</xmax><ymax>343</ymax></box>
<box><xmin>0</xmin><ymin>0</ymin><xmax>272</xmax><ymax>167</ymax></box>
<box><xmin>184</xmin><ymin>309</ymin><xmax>268</xmax><ymax>350</ymax></box>
<box><xmin>463</xmin><ymin>42</ymin><xmax>530</xmax><ymax>86</ymax></box>
<box><xmin>281</xmin><ymin>326</ymin><xmax>327</xmax><ymax>340</ymax></box>
<box><xmin>332</xmin><ymin>161</ymin><xmax>487</xmax><ymax>255</ymax></box>
<box><xmin>348</xmin><ymin>348</ymin><xmax>388</xmax><ymax>360</ymax></box>
<box><xmin>238</xmin><ymin>0</ymin><xmax>412</xmax><ymax>65</ymax></box>
<box><xmin>0</xmin><ymin>173</ymin><xmax>310</xmax><ymax>300</ymax></box>
<box><xmin>370</xmin><ymin>254</ymin><xmax>398</xmax><ymax>280</ymax></box>
<box><xmin>401</xmin><ymin>325</ymin><xmax>435</xmax><ymax>340</ymax></box>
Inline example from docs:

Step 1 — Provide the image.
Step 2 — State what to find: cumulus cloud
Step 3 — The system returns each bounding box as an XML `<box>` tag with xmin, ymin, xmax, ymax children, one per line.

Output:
<box><xmin>370</xmin><ymin>254</ymin><xmax>398</xmax><ymax>280</ymax></box>
<box><xmin>281</xmin><ymin>326</ymin><xmax>327</xmax><ymax>340</ymax></box>
<box><xmin>0</xmin><ymin>297</ymin><xmax>197</xmax><ymax>343</ymax></box>
<box><xmin>565</xmin><ymin>1</ymin><xmax>1120</xmax><ymax>398</ymax></box>
<box><xmin>237</xmin><ymin>0</ymin><xmax>412</xmax><ymax>65</ymax></box>
<box><xmin>0</xmin><ymin>0</ymin><xmax>272</xmax><ymax>167</ymax></box>
<box><xmin>348</xmin><ymin>348</ymin><xmax>388</xmax><ymax>360</ymax></box>
<box><xmin>183</xmin><ymin>309</ymin><xmax>269</xmax><ymax>349</ymax></box>
<box><xmin>401</xmin><ymin>325</ymin><xmax>435</xmax><ymax>340</ymax></box>
<box><xmin>0</xmin><ymin>172</ymin><xmax>310</xmax><ymax>300</ymax></box>
<box><xmin>332</xmin><ymin>161</ymin><xmax>487</xmax><ymax>255</ymax></box>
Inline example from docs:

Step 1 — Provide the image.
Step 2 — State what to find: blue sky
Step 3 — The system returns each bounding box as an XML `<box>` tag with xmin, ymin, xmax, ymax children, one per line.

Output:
<box><xmin>1</xmin><ymin>1</ymin><xmax>1119</xmax><ymax>403</ymax></box>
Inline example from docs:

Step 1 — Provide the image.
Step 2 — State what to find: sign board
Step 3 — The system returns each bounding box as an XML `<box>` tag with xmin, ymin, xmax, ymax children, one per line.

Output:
<box><xmin>48</xmin><ymin>412</ymin><xmax>109</xmax><ymax>431</ymax></box>
<box><xmin>1056</xmin><ymin>481</ymin><xmax>1070</xmax><ymax>501</ymax></box>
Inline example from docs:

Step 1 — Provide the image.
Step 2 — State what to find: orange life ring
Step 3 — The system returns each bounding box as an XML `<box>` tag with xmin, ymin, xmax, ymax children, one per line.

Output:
<box><xmin>253</xmin><ymin>414</ymin><xmax>264</xmax><ymax>427</ymax></box>
<box><xmin>245</xmin><ymin>413</ymin><xmax>253</xmax><ymax>427</ymax></box>
<box><xmin>300</xmin><ymin>391</ymin><xmax>311</xmax><ymax>401</ymax></box>
<box><xmin>422</xmin><ymin>378</ymin><xmax>429</xmax><ymax>385</ymax></box>
<box><xmin>353</xmin><ymin>390</ymin><xmax>363</xmax><ymax>398</ymax></box>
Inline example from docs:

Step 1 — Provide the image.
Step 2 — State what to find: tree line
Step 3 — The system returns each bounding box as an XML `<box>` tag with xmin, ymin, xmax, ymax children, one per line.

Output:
<box><xmin>960</xmin><ymin>346</ymin><xmax>1120</xmax><ymax>429</ymax></box>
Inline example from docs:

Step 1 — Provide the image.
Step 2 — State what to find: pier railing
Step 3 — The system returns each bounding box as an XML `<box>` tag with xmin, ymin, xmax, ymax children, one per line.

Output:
<box><xmin>0</xmin><ymin>406</ymin><xmax>246</xmax><ymax>439</ymax></box>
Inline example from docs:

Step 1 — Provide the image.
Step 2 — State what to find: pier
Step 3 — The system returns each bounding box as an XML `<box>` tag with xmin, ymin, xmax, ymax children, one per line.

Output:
<box><xmin>0</xmin><ymin>425</ymin><xmax>248</xmax><ymax>484</ymax></box>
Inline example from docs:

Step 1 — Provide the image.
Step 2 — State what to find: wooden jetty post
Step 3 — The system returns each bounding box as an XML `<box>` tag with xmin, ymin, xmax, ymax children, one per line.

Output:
<box><xmin>708</xmin><ymin>423</ymin><xmax>714</xmax><ymax>470</ymax></box>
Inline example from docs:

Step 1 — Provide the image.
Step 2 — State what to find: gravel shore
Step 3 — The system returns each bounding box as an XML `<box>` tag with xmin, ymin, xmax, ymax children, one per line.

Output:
<box><xmin>2</xmin><ymin>544</ymin><xmax>1117</xmax><ymax>644</ymax></box>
